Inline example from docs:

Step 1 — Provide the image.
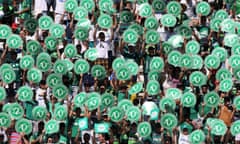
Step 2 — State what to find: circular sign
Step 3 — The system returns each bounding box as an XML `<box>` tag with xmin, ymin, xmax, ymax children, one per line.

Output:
<box><xmin>116</xmin><ymin>66</ymin><xmax>131</xmax><ymax>80</ymax></box>
<box><xmin>166</xmin><ymin>88</ymin><xmax>182</xmax><ymax>100</ymax></box>
<box><xmin>148</xmin><ymin>70</ymin><xmax>159</xmax><ymax>81</ymax></box>
<box><xmin>76</xmin><ymin>18</ymin><xmax>91</xmax><ymax>30</ymax></box>
<box><xmin>159</xmin><ymin>97</ymin><xmax>176</xmax><ymax>112</ymax></box>
<box><xmin>0</xmin><ymin>64</ymin><xmax>12</xmax><ymax>75</ymax></box>
<box><xmin>64</xmin><ymin>44</ymin><xmax>77</xmax><ymax>58</ymax></box>
<box><xmin>9</xmin><ymin>103</ymin><xmax>24</xmax><ymax>120</ymax></box>
<box><xmin>204</xmin><ymin>55</ymin><xmax>220</xmax><ymax>69</ymax></box>
<box><xmin>120</xmin><ymin>10</ymin><xmax>133</xmax><ymax>24</ymax></box>
<box><xmin>84</xmin><ymin>48</ymin><xmax>97</xmax><ymax>61</ymax></box>
<box><xmin>160</xmin><ymin>14</ymin><xmax>177</xmax><ymax>27</ymax></box>
<box><xmin>45</xmin><ymin>36</ymin><xmax>57</xmax><ymax>51</ymax></box>
<box><xmin>150</xmin><ymin>57</ymin><xmax>164</xmax><ymax>71</ymax></box>
<box><xmin>215</xmin><ymin>10</ymin><xmax>228</xmax><ymax>19</ymax></box>
<box><xmin>144</xmin><ymin>16</ymin><xmax>158</xmax><ymax>30</ymax></box>
<box><xmin>177</xmin><ymin>25</ymin><xmax>192</xmax><ymax>39</ymax></box>
<box><xmin>186</xmin><ymin>40</ymin><xmax>200</xmax><ymax>54</ymax></box>
<box><xmin>0</xmin><ymin>87</ymin><xmax>6</xmax><ymax>102</ymax></box>
<box><xmin>108</xmin><ymin>106</ymin><xmax>124</xmax><ymax>122</ymax></box>
<box><xmin>0</xmin><ymin>113</ymin><xmax>11</xmax><ymax>128</ymax></box>
<box><xmin>80</xmin><ymin>0</ymin><xmax>95</xmax><ymax>12</ymax></box>
<box><xmin>231</xmin><ymin>120</ymin><xmax>240</xmax><ymax>136</ymax></box>
<box><xmin>74</xmin><ymin>7</ymin><xmax>88</xmax><ymax>20</ymax></box>
<box><xmin>2</xmin><ymin>69</ymin><xmax>16</xmax><ymax>84</ymax></box>
<box><xmin>189</xmin><ymin>71</ymin><xmax>207</xmax><ymax>87</ymax></box>
<box><xmin>32</xmin><ymin>106</ymin><xmax>47</xmax><ymax>120</ymax></box>
<box><xmin>74</xmin><ymin>92</ymin><xmax>87</xmax><ymax>107</ymax></box>
<box><xmin>50</xmin><ymin>24</ymin><xmax>65</xmax><ymax>38</ymax></box>
<box><xmin>234</xmin><ymin>96</ymin><xmax>240</xmax><ymax>110</ymax></box>
<box><xmin>166</xmin><ymin>1</ymin><xmax>182</xmax><ymax>16</ymax></box>
<box><xmin>224</xmin><ymin>34</ymin><xmax>239</xmax><ymax>48</ymax></box>
<box><xmin>204</xmin><ymin>91</ymin><xmax>220</xmax><ymax>108</ymax></box>
<box><xmin>167</xmin><ymin>50</ymin><xmax>182</xmax><ymax>67</ymax></box>
<box><xmin>45</xmin><ymin>119</ymin><xmax>59</xmax><ymax>134</ymax></box>
<box><xmin>221</xmin><ymin>19</ymin><xmax>235</xmax><ymax>33</ymax></box>
<box><xmin>0</xmin><ymin>24</ymin><xmax>12</xmax><ymax>39</ymax></box>
<box><xmin>74</xmin><ymin>28</ymin><xmax>88</xmax><ymax>41</ymax></box>
<box><xmin>232</xmin><ymin>45</ymin><xmax>240</xmax><ymax>55</ymax></box>
<box><xmin>64</xmin><ymin>0</ymin><xmax>78</xmax><ymax>13</ymax></box>
<box><xmin>196</xmin><ymin>1</ymin><xmax>211</xmax><ymax>16</ymax></box>
<box><xmin>53</xmin><ymin>60</ymin><xmax>68</xmax><ymax>74</ymax></box>
<box><xmin>24</xmin><ymin>18</ymin><xmax>38</xmax><ymax>33</ymax></box>
<box><xmin>91</xmin><ymin>65</ymin><xmax>106</xmax><ymax>80</ymax></box>
<box><xmin>101</xmin><ymin>93</ymin><xmax>114</xmax><ymax>108</ymax></box>
<box><xmin>17</xmin><ymin>86</ymin><xmax>33</xmax><ymax>102</ymax></box>
<box><xmin>189</xmin><ymin>130</ymin><xmax>206</xmax><ymax>144</ymax></box>
<box><xmin>160</xmin><ymin>113</ymin><xmax>178</xmax><ymax>130</ymax></box>
<box><xmin>162</xmin><ymin>42</ymin><xmax>173</xmax><ymax>54</ymax></box>
<box><xmin>229</xmin><ymin>55</ymin><xmax>240</xmax><ymax>69</ymax></box>
<box><xmin>20</xmin><ymin>55</ymin><xmax>34</xmax><ymax>70</ymax></box>
<box><xmin>85</xmin><ymin>92</ymin><xmax>101</xmax><ymax>111</ymax></box>
<box><xmin>216</xmin><ymin>68</ymin><xmax>232</xmax><ymax>81</ymax></box>
<box><xmin>126</xmin><ymin>106</ymin><xmax>141</xmax><ymax>122</ymax></box>
<box><xmin>212</xmin><ymin>47</ymin><xmax>228</xmax><ymax>62</ymax></box>
<box><xmin>74</xmin><ymin>59</ymin><xmax>90</xmax><ymax>74</ymax></box>
<box><xmin>37</xmin><ymin>53</ymin><xmax>52</xmax><ymax>72</ymax></box>
<box><xmin>6</xmin><ymin>34</ymin><xmax>23</xmax><ymax>49</ymax></box>
<box><xmin>54</xmin><ymin>105</ymin><xmax>68</xmax><ymax>121</ymax></box>
<box><xmin>139</xmin><ymin>3</ymin><xmax>153</xmax><ymax>17</ymax></box>
<box><xmin>146</xmin><ymin>80</ymin><xmax>160</xmax><ymax>95</ymax></box>
<box><xmin>181</xmin><ymin>92</ymin><xmax>196</xmax><ymax>107</ymax></box>
<box><xmin>152</xmin><ymin>0</ymin><xmax>165</xmax><ymax>12</ymax></box>
<box><xmin>210</xmin><ymin>119</ymin><xmax>227</xmax><ymax>136</ymax></box>
<box><xmin>128</xmin><ymin>23</ymin><xmax>144</xmax><ymax>35</ymax></box>
<box><xmin>118</xmin><ymin>99</ymin><xmax>133</xmax><ymax>112</ymax></box>
<box><xmin>126</xmin><ymin>60</ymin><xmax>139</xmax><ymax>75</ymax></box>
<box><xmin>26</xmin><ymin>40</ymin><xmax>41</xmax><ymax>55</ymax></box>
<box><xmin>219</xmin><ymin>78</ymin><xmax>233</xmax><ymax>92</ymax></box>
<box><xmin>234</xmin><ymin>68</ymin><xmax>240</xmax><ymax>81</ymax></box>
<box><xmin>53</xmin><ymin>84</ymin><xmax>68</xmax><ymax>100</ymax></box>
<box><xmin>210</xmin><ymin>18</ymin><xmax>222</xmax><ymax>32</ymax></box>
<box><xmin>97</xmin><ymin>14</ymin><xmax>113</xmax><ymax>29</ymax></box>
<box><xmin>128</xmin><ymin>82</ymin><xmax>143</xmax><ymax>95</ymax></box>
<box><xmin>137</xmin><ymin>122</ymin><xmax>152</xmax><ymax>137</ymax></box>
<box><xmin>180</xmin><ymin>54</ymin><xmax>192</xmax><ymax>69</ymax></box>
<box><xmin>27</xmin><ymin>68</ymin><xmax>42</xmax><ymax>83</ymax></box>
<box><xmin>15</xmin><ymin>118</ymin><xmax>32</xmax><ymax>135</ymax></box>
<box><xmin>38</xmin><ymin>15</ymin><xmax>53</xmax><ymax>30</ymax></box>
<box><xmin>145</xmin><ymin>30</ymin><xmax>160</xmax><ymax>44</ymax></box>
<box><xmin>112</xmin><ymin>58</ymin><xmax>125</xmax><ymax>71</ymax></box>
<box><xmin>99</xmin><ymin>0</ymin><xmax>113</xmax><ymax>12</ymax></box>
<box><xmin>123</xmin><ymin>29</ymin><xmax>138</xmax><ymax>44</ymax></box>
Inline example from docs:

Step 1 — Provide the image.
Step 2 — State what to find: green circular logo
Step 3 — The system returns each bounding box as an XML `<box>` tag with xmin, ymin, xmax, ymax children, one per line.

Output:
<box><xmin>177</xmin><ymin>25</ymin><xmax>192</xmax><ymax>39</ymax></box>
<box><xmin>128</xmin><ymin>82</ymin><xmax>143</xmax><ymax>95</ymax></box>
<box><xmin>74</xmin><ymin>59</ymin><xmax>90</xmax><ymax>74</ymax></box>
<box><xmin>139</xmin><ymin>3</ymin><xmax>153</xmax><ymax>17</ymax></box>
<box><xmin>2</xmin><ymin>68</ymin><xmax>16</xmax><ymax>84</ymax></box>
<box><xmin>192</xmin><ymin>55</ymin><xmax>203</xmax><ymax>69</ymax></box>
<box><xmin>32</xmin><ymin>106</ymin><xmax>47</xmax><ymax>120</ymax></box>
<box><xmin>123</xmin><ymin>29</ymin><xmax>138</xmax><ymax>44</ymax></box>
<box><xmin>168</xmin><ymin>34</ymin><xmax>184</xmax><ymax>48</ymax></box>
<box><xmin>210</xmin><ymin>119</ymin><xmax>227</xmax><ymax>136</ymax></box>
<box><xmin>17</xmin><ymin>86</ymin><xmax>33</xmax><ymax>102</ymax></box>
<box><xmin>15</xmin><ymin>118</ymin><xmax>32</xmax><ymax>135</ymax></box>
<box><xmin>196</xmin><ymin>1</ymin><xmax>211</xmax><ymax>16</ymax></box>
<box><xmin>74</xmin><ymin>7</ymin><xmax>88</xmax><ymax>20</ymax></box>
<box><xmin>148</xmin><ymin>70</ymin><xmax>159</xmax><ymax>81</ymax></box>
<box><xmin>0</xmin><ymin>63</ymin><xmax>12</xmax><ymax>74</ymax></box>
<box><xmin>234</xmin><ymin>68</ymin><xmax>240</xmax><ymax>80</ymax></box>
<box><xmin>212</xmin><ymin>47</ymin><xmax>228</xmax><ymax>62</ymax></box>
<box><xmin>0</xmin><ymin>24</ymin><xmax>12</xmax><ymax>39</ymax></box>
<box><xmin>99</xmin><ymin>0</ymin><xmax>113</xmax><ymax>12</ymax></box>
<box><xmin>9</xmin><ymin>103</ymin><xmax>24</xmax><ymax>120</ymax></box>
<box><xmin>232</xmin><ymin>45</ymin><xmax>240</xmax><ymax>55</ymax></box>
<box><xmin>85</xmin><ymin>92</ymin><xmax>101</xmax><ymax>111</ymax></box>
<box><xmin>0</xmin><ymin>112</ymin><xmax>11</xmax><ymax>128</ymax></box>
<box><xmin>118</xmin><ymin>99</ymin><xmax>133</xmax><ymax>112</ymax></box>
<box><xmin>64</xmin><ymin>0</ymin><xmax>78</xmax><ymax>12</ymax></box>
<box><xmin>215</xmin><ymin>10</ymin><xmax>228</xmax><ymax>19</ymax></box>
<box><xmin>234</xmin><ymin>96</ymin><xmax>240</xmax><ymax>110</ymax></box>
<box><xmin>189</xmin><ymin>130</ymin><xmax>206</xmax><ymax>144</ymax></box>
<box><xmin>159</xmin><ymin>97</ymin><xmax>176</xmax><ymax>112</ymax></box>
<box><xmin>112</xmin><ymin>58</ymin><xmax>125</xmax><ymax>71</ymax></box>
<box><xmin>38</xmin><ymin>15</ymin><xmax>53</xmax><ymax>30</ymax></box>
<box><xmin>186</xmin><ymin>40</ymin><xmax>200</xmax><ymax>54</ymax></box>
<box><xmin>53</xmin><ymin>60</ymin><xmax>68</xmax><ymax>74</ymax></box>
<box><xmin>91</xmin><ymin>65</ymin><xmax>106</xmax><ymax>80</ymax></box>
<box><xmin>45</xmin><ymin>36</ymin><xmax>57</xmax><ymax>51</ymax></box>
<box><xmin>189</xmin><ymin>71</ymin><xmax>207</xmax><ymax>87</ymax></box>
<box><xmin>128</xmin><ymin>23</ymin><xmax>144</xmax><ymax>35</ymax></box>
<box><xmin>54</xmin><ymin>105</ymin><xmax>68</xmax><ymax>121</ymax></box>
<box><xmin>53</xmin><ymin>84</ymin><xmax>68</xmax><ymax>100</ymax></box>
<box><xmin>37</xmin><ymin>53</ymin><xmax>52</xmax><ymax>72</ymax></box>
<box><xmin>126</xmin><ymin>106</ymin><xmax>141</xmax><ymax>122</ymax></box>
<box><xmin>229</xmin><ymin>55</ymin><xmax>240</xmax><ymax>69</ymax></box>
<box><xmin>152</xmin><ymin>0</ymin><xmax>165</xmax><ymax>12</ymax></box>
<box><xmin>74</xmin><ymin>92</ymin><xmax>87</xmax><ymax>107</ymax></box>
<box><xmin>74</xmin><ymin>28</ymin><xmax>88</xmax><ymax>41</ymax></box>
<box><xmin>167</xmin><ymin>1</ymin><xmax>182</xmax><ymax>16</ymax></box>
<box><xmin>137</xmin><ymin>122</ymin><xmax>152</xmax><ymax>137</ymax></box>
<box><xmin>146</xmin><ymin>80</ymin><xmax>160</xmax><ymax>95</ymax></box>
<box><xmin>230</xmin><ymin>120</ymin><xmax>240</xmax><ymax>136</ymax></box>
<box><xmin>116</xmin><ymin>66</ymin><xmax>131</xmax><ymax>80</ymax></box>
<box><xmin>150</xmin><ymin>57</ymin><xmax>164</xmax><ymax>71</ymax></box>
<box><xmin>162</xmin><ymin>42</ymin><xmax>173</xmax><ymax>54</ymax></box>
<box><xmin>108</xmin><ymin>106</ymin><xmax>124</xmax><ymax>122</ymax></box>
<box><xmin>24</xmin><ymin>19</ymin><xmax>38</xmax><ymax>33</ymax></box>
<box><xmin>224</xmin><ymin>34</ymin><xmax>239</xmax><ymax>48</ymax></box>
<box><xmin>27</xmin><ymin>68</ymin><xmax>42</xmax><ymax>83</ymax></box>
<box><xmin>210</xmin><ymin>18</ymin><xmax>222</xmax><ymax>32</ymax></box>
<box><xmin>80</xmin><ymin>0</ymin><xmax>95</xmax><ymax>12</ymax></box>
<box><xmin>101</xmin><ymin>93</ymin><xmax>114</xmax><ymax>108</ymax></box>
<box><xmin>216</xmin><ymin>68</ymin><xmax>231</xmax><ymax>81</ymax></box>
<box><xmin>167</xmin><ymin>50</ymin><xmax>182</xmax><ymax>67</ymax></box>
<box><xmin>126</xmin><ymin>60</ymin><xmax>139</xmax><ymax>75</ymax></box>
<box><xmin>20</xmin><ymin>55</ymin><xmax>34</xmax><ymax>70</ymax></box>
<box><xmin>120</xmin><ymin>11</ymin><xmax>133</xmax><ymax>24</ymax></box>
<box><xmin>64</xmin><ymin>44</ymin><xmax>77</xmax><ymax>58</ymax></box>
<box><xmin>0</xmin><ymin>87</ymin><xmax>6</xmax><ymax>102</ymax></box>
<box><xmin>26</xmin><ymin>40</ymin><xmax>41</xmax><ymax>55</ymax></box>
<box><xmin>204</xmin><ymin>91</ymin><xmax>220</xmax><ymax>108</ymax></box>
<box><xmin>84</xmin><ymin>48</ymin><xmax>97</xmax><ymax>61</ymax></box>
<box><xmin>45</xmin><ymin>119</ymin><xmax>59</xmax><ymax>134</ymax></box>
<box><xmin>180</xmin><ymin>54</ymin><xmax>192</xmax><ymax>69</ymax></box>
<box><xmin>77</xmin><ymin>18</ymin><xmax>91</xmax><ymax>30</ymax></box>
<box><xmin>221</xmin><ymin>19</ymin><xmax>235</xmax><ymax>33</ymax></box>
<box><xmin>160</xmin><ymin>113</ymin><xmax>178</xmax><ymax>130</ymax></box>
<box><xmin>46</xmin><ymin>73</ymin><xmax>62</xmax><ymax>88</ymax></box>
<box><xmin>166</xmin><ymin>88</ymin><xmax>182</xmax><ymax>100</ymax></box>
<box><xmin>97</xmin><ymin>14</ymin><xmax>113</xmax><ymax>29</ymax></box>
<box><xmin>219</xmin><ymin>78</ymin><xmax>233</xmax><ymax>92</ymax></box>
<box><xmin>50</xmin><ymin>24</ymin><xmax>65</xmax><ymax>38</ymax></box>
<box><xmin>144</xmin><ymin>16</ymin><xmax>158</xmax><ymax>30</ymax></box>
<box><xmin>181</xmin><ymin>92</ymin><xmax>196</xmax><ymax>107</ymax></box>
<box><xmin>160</xmin><ymin>14</ymin><xmax>177</xmax><ymax>27</ymax></box>
<box><xmin>145</xmin><ymin>30</ymin><xmax>160</xmax><ymax>44</ymax></box>
<box><xmin>6</xmin><ymin>34</ymin><xmax>23</xmax><ymax>49</ymax></box>
<box><xmin>204</xmin><ymin>55</ymin><xmax>220</xmax><ymax>69</ymax></box>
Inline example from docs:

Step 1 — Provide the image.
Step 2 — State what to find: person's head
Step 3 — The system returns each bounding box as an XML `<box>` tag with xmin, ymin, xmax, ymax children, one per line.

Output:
<box><xmin>51</xmin><ymin>96</ymin><xmax>57</xmax><ymax>104</ymax></box>
<box><xmin>75</xmin><ymin>107</ymin><xmax>82</xmax><ymax>116</ymax></box>
<box><xmin>10</xmin><ymin>51</ymin><xmax>17</xmax><ymax>60</ymax></box>
<box><xmin>0</xmin><ymin>134</ymin><xmax>4</xmax><ymax>142</ymax></box>
<box><xmin>39</xmin><ymin>80</ymin><xmax>47</xmax><ymax>89</ymax></box>
<box><xmin>201</xmin><ymin>85</ymin><xmax>208</xmax><ymax>94</ymax></box>
<box><xmin>182</xmin><ymin>127</ymin><xmax>189</xmax><ymax>135</ymax></box>
<box><xmin>148</xmin><ymin>46</ymin><xmax>155</xmax><ymax>56</ymax></box>
<box><xmin>99</xmin><ymin>32</ymin><xmax>105</xmax><ymax>41</ymax></box>
<box><xmin>83</xmin><ymin>133</ymin><xmax>91</xmax><ymax>142</ymax></box>
<box><xmin>84</xmin><ymin>83</ymin><xmax>91</xmax><ymax>92</ymax></box>
<box><xmin>128</xmin><ymin>44</ymin><xmax>135</xmax><ymax>53</ymax></box>
<box><xmin>38</xmin><ymin>121</ymin><xmax>44</xmax><ymax>132</ymax></box>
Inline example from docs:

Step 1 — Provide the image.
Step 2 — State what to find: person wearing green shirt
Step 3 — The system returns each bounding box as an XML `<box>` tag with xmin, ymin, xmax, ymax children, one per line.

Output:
<box><xmin>15</xmin><ymin>0</ymin><xmax>32</xmax><ymax>22</ymax></box>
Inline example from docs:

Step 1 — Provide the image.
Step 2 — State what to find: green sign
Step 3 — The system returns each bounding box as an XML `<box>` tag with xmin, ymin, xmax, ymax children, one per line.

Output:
<box><xmin>148</xmin><ymin>70</ymin><xmax>159</xmax><ymax>81</ymax></box>
<box><xmin>128</xmin><ymin>23</ymin><xmax>144</xmax><ymax>35</ymax></box>
<box><xmin>85</xmin><ymin>92</ymin><xmax>101</xmax><ymax>111</ymax></box>
<box><xmin>166</xmin><ymin>1</ymin><xmax>182</xmax><ymax>16</ymax></box>
<box><xmin>24</xmin><ymin>18</ymin><xmax>38</xmax><ymax>33</ymax></box>
<box><xmin>0</xmin><ymin>24</ymin><xmax>12</xmax><ymax>39</ymax></box>
<box><xmin>234</xmin><ymin>68</ymin><xmax>240</xmax><ymax>81</ymax></box>
<box><xmin>126</xmin><ymin>60</ymin><xmax>139</xmax><ymax>75</ymax></box>
<box><xmin>219</xmin><ymin>78</ymin><xmax>233</xmax><ymax>92</ymax></box>
<box><xmin>210</xmin><ymin>119</ymin><xmax>227</xmax><ymax>136</ymax></box>
<box><xmin>50</xmin><ymin>24</ymin><xmax>65</xmax><ymax>38</ymax></box>
<box><xmin>166</xmin><ymin>88</ymin><xmax>182</xmax><ymax>100</ymax></box>
<box><xmin>91</xmin><ymin>65</ymin><xmax>106</xmax><ymax>80</ymax></box>
<box><xmin>45</xmin><ymin>36</ymin><xmax>57</xmax><ymax>51</ymax></box>
<box><xmin>160</xmin><ymin>14</ymin><xmax>177</xmax><ymax>27</ymax></box>
<box><xmin>116</xmin><ymin>66</ymin><xmax>131</xmax><ymax>80</ymax></box>
<box><xmin>146</xmin><ymin>80</ymin><xmax>160</xmax><ymax>95</ymax></box>
<box><xmin>142</xmin><ymin>101</ymin><xmax>158</xmax><ymax>115</ymax></box>
<box><xmin>159</xmin><ymin>97</ymin><xmax>176</xmax><ymax>112</ymax></box>
<box><xmin>53</xmin><ymin>60</ymin><xmax>68</xmax><ymax>74</ymax></box>
<box><xmin>0</xmin><ymin>87</ymin><xmax>6</xmax><ymax>102</ymax></box>
<box><xmin>144</xmin><ymin>16</ymin><xmax>158</xmax><ymax>30</ymax></box>
<box><xmin>118</xmin><ymin>99</ymin><xmax>133</xmax><ymax>112</ymax></box>
<box><xmin>123</xmin><ymin>29</ymin><xmax>138</xmax><ymax>44</ymax></box>
<box><xmin>160</xmin><ymin>113</ymin><xmax>178</xmax><ymax>130</ymax></box>
<box><xmin>46</xmin><ymin>73</ymin><xmax>62</xmax><ymax>89</ymax></box>
<box><xmin>215</xmin><ymin>10</ymin><xmax>228</xmax><ymax>19</ymax></box>
<box><xmin>108</xmin><ymin>106</ymin><xmax>124</xmax><ymax>122</ymax></box>
<box><xmin>180</xmin><ymin>54</ymin><xmax>192</xmax><ymax>69</ymax></box>
<box><xmin>74</xmin><ymin>7</ymin><xmax>88</xmax><ymax>20</ymax></box>
<box><xmin>145</xmin><ymin>30</ymin><xmax>160</xmax><ymax>44</ymax></box>
<box><xmin>101</xmin><ymin>93</ymin><xmax>114</xmax><ymax>108</ymax></box>
<box><xmin>212</xmin><ymin>47</ymin><xmax>228</xmax><ymax>62</ymax></box>
<box><xmin>167</xmin><ymin>50</ymin><xmax>182</xmax><ymax>67</ymax></box>
<box><xmin>38</xmin><ymin>15</ymin><xmax>53</xmax><ymax>30</ymax></box>
<box><xmin>76</xmin><ymin>18</ymin><xmax>91</xmax><ymax>30</ymax></box>
<box><xmin>15</xmin><ymin>118</ymin><xmax>32</xmax><ymax>135</ymax></box>
<box><xmin>53</xmin><ymin>84</ymin><xmax>68</xmax><ymax>100</ymax></box>
<box><xmin>128</xmin><ymin>82</ymin><xmax>143</xmax><ymax>95</ymax></box>
<box><xmin>177</xmin><ymin>25</ymin><xmax>192</xmax><ymax>39</ymax></box>
<box><xmin>17</xmin><ymin>86</ymin><xmax>33</xmax><ymax>102</ymax></box>
<box><xmin>224</xmin><ymin>34</ymin><xmax>239</xmax><ymax>48</ymax></box>
<box><xmin>189</xmin><ymin>71</ymin><xmax>207</xmax><ymax>87</ymax></box>
<box><xmin>210</xmin><ymin>18</ymin><xmax>222</xmax><ymax>32</ymax></box>
<box><xmin>204</xmin><ymin>91</ymin><xmax>220</xmax><ymax>108</ymax></box>
<box><xmin>97</xmin><ymin>14</ymin><xmax>113</xmax><ymax>29</ymax></box>
<box><xmin>9</xmin><ymin>103</ymin><xmax>24</xmax><ymax>120</ymax></box>
<box><xmin>186</xmin><ymin>40</ymin><xmax>200</xmax><ymax>54</ymax></box>
<box><xmin>80</xmin><ymin>0</ymin><xmax>95</xmax><ymax>12</ymax></box>
<box><xmin>152</xmin><ymin>0</ymin><xmax>165</xmax><ymax>12</ymax></box>
<box><xmin>230</xmin><ymin>120</ymin><xmax>240</xmax><ymax>136</ymax></box>
<box><xmin>74</xmin><ymin>59</ymin><xmax>90</xmax><ymax>74</ymax></box>
<box><xmin>64</xmin><ymin>44</ymin><xmax>77</xmax><ymax>58</ymax></box>
<box><xmin>181</xmin><ymin>92</ymin><xmax>196</xmax><ymax>107</ymax></box>
<box><xmin>229</xmin><ymin>55</ymin><xmax>240</xmax><ymax>69</ymax></box>
<box><xmin>20</xmin><ymin>55</ymin><xmax>34</xmax><ymax>70</ymax></box>
<box><xmin>196</xmin><ymin>1</ymin><xmax>211</xmax><ymax>16</ymax></box>
<box><xmin>234</xmin><ymin>96</ymin><xmax>240</xmax><ymax>110</ymax></box>
<box><xmin>78</xmin><ymin>117</ymin><xmax>88</xmax><ymax>130</ymax></box>
<box><xmin>137</xmin><ymin>122</ymin><xmax>152</xmax><ymax>137</ymax></box>
<box><xmin>64</xmin><ymin>0</ymin><xmax>78</xmax><ymax>13</ymax></box>
<box><xmin>139</xmin><ymin>3</ymin><xmax>153</xmax><ymax>17</ymax></box>
<box><xmin>32</xmin><ymin>106</ymin><xmax>47</xmax><ymax>120</ymax></box>
<box><xmin>84</xmin><ymin>48</ymin><xmax>97</xmax><ymax>61</ymax></box>
<box><xmin>162</xmin><ymin>42</ymin><xmax>173</xmax><ymax>54</ymax></box>
<box><xmin>232</xmin><ymin>45</ymin><xmax>240</xmax><ymax>55</ymax></box>
<box><xmin>94</xmin><ymin>123</ymin><xmax>110</xmax><ymax>133</ymax></box>
<box><xmin>27</xmin><ymin>68</ymin><xmax>42</xmax><ymax>83</ymax></box>
<box><xmin>216</xmin><ymin>68</ymin><xmax>232</xmax><ymax>81</ymax></box>
<box><xmin>54</xmin><ymin>105</ymin><xmax>68</xmax><ymax>121</ymax></box>
<box><xmin>36</xmin><ymin>52</ymin><xmax>52</xmax><ymax>72</ymax></box>
<box><xmin>150</xmin><ymin>57</ymin><xmax>164</xmax><ymax>71</ymax></box>
<box><xmin>189</xmin><ymin>130</ymin><xmax>206</xmax><ymax>144</ymax></box>
<box><xmin>74</xmin><ymin>28</ymin><xmax>89</xmax><ymax>41</ymax></box>
<box><xmin>0</xmin><ymin>113</ymin><xmax>11</xmax><ymax>128</ymax></box>
<box><xmin>221</xmin><ymin>19</ymin><xmax>235</xmax><ymax>33</ymax></box>
<box><xmin>204</xmin><ymin>55</ymin><xmax>220</xmax><ymax>69</ymax></box>
<box><xmin>120</xmin><ymin>11</ymin><xmax>133</xmax><ymax>24</ymax></box>
<box><xmin>26</xmin><ymin>40</ymin><xmax>41</xmax><ymax>55</ymax></box>
<box><xmin>2</xmin><ymin>68</ymin><xmax>16</xmax><ymax>84</ymax></box>
<box><xmin>45</xmin><ymin>119</ymin><xmax>59</xmax><ymax>134</ymax></box>
<box><xmin>126</xmin><ymin>106</ymin><xmax>141</xmax><ymax>122</ymax></box>
<box><xmin>112</xmin><ymin>57</ymin><xmax>125</xmax><ymax>71</ymax></box>
<box><xmin>74</xmin><ymin>92</ymin><xmax>87</xmax><ymax>107</ymax></box>
<box><xmin>6</xmin><ymin>34</ymin><xmax>23</xmax><ymax>49</ymax></box>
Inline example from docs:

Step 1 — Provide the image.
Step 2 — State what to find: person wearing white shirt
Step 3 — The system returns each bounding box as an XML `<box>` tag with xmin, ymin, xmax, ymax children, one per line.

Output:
<box><xmin>55</xmin><ymin>0</ymin><xmax>66</xmax><ymax>23</ymax></box>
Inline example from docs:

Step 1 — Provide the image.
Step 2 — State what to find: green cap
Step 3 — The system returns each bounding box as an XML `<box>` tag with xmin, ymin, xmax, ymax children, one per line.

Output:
<box><xmin>17</xmin><ymin>86</ymin><xmax>33</xmax><ymax>102</ymax></box>
<box><xmin>137</xmin><ymin>122</ymin><xmax>152</xmax><ymax>137</ymax></box>
<box><xmin>15</xmin><ymin>118</ymin><xmax>32</xmax><ymax>135</ymax></box>
<box><xmin>204</xmin><ymin>91</ymin><xmax>220</xmax><ymax>108</ymax></box>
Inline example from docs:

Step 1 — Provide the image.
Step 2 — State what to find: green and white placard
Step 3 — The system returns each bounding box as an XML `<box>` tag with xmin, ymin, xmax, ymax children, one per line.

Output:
<box><xmin>17</xmin><ymin>86</ymin><xmax>33</xmax><ymax>102</ymax></box>
<box><xmin>64</xmin><ymin>0</ymin><xmax>78</xmax><ymax>13</ymax></box>
<box><xmin>166</xmin><ymin>1</ymin><xmax>182</xmax><ymax>16</ymax></box>
<box><xmin>146</xmin><ymin>80</ymin><xmax>160</xmax><ymax>95</ymax></box>
<box><xmin>45</xmin><ymin>119</ymin><xmax>59</xmax><ymax>134</ymax></box>
<box><xmin>32</xmin><ymin>106</ymin><xmax>47</xmax><ymax>120</ymax></box>
<box><xmin>0</xmin><ymin>24</ymin><xmax>12</xmax><ymax>39</ymax></box>
<box><xmin>108</xmin><ymin>106</ymin><xmax>124</xmax><ymax>122</ymax></box>
<box><xmin>189</xmin><ymin>71</ymin><xmax>207</xmax><ymax>87</ymax></box>
<box><xmin>139</xmin><ymin>3</ymin><xmax>153</xmax><ymax>17</ymax></box>
<box><xmin>15</xmin><ymin>118</ymin><xmax>32</xmax><ymax>135</ymax></box>
<box><xmin>189</xmin><ymin>130</ymin><xmax>206</xmax><ymax>144</ymax></box>
<box><xmin>118</xmin><ymin>99</ymin><xmax>133</xmax><ymax>112</ymax></box>
<box><xmin>9</xmin><ymin>103</ymin><xmax>24</xmax><ymax>120</ymax></box>
<box><xmin>216</xmin><ymin>68</ymin><xmax>232</xmax><ymax>81</ymax></box>
<box><xmin>20</xmin><ymin>55</ymin><xmax>34</xmax><ymax>70</ymax></box>
<box><xmin>160</xmin><ymin>14</ymin><xmax>177</xmax><ymax>27</ymax></box>
<box><xmin>150</xmin><ymin>57</ymin><xmax>164</xmax><ymax>71</ymax></box>
<box><xmin>159</xmin><ymin>97</ymin><xmax>176</xmax><ymax>112</ymax></box>
<box><xmin>74</xmin><ymin>59</ymin><xmax>90</xmax><ymax>74</ymax></box>
<box><xmin>230</xmin><ymin>120</ymin><xmax>240</xmax><ymax>136</ymax></box>
<box><xmin>6</xmin><ymin>34</ymin><xmax>23</xmax><ymax>49</ymax></box>
<box><xmin>181</xmin><ymin>92</ymin><xmax>196</xmax><ymax>107</ymax></box>
<box><xmin>126</xmin><ymin>106</ymin><xmax>141</xmax><ymax>122</ymax></box>
<box><xmin>74</xmin><ymin>92</ymin><xmax>87</xmax><ymax>107</ymax></box>
<box><xmin>54</xmin><ymin>105</ymin><xmax>68</xmax><ymax>121</ymax></box>
<box><xmin>167</xmin><ymin>50</ymin><xmax>182</xmax><ymax>67</ymax></box>
<box><xmin>160</xmin><ymin>113</ymin><xmax>178</xmax><ymax>130</ymax></box>
<box><xmin>212</xmin><ymin>47</ymin><xmax>228</xmax><ymax>62</ymax></box>
<box><xmin>166</xmin><ymin>88</ymin><xmax>182</xmax><ymax>100</ymax></box>
<box><xmin>52</xmin><ymin>84</ymin><xmax>68</xmax><ymax>100</ymax></box>
<box><xmin>186</xmin><ymin>40</ymin><xmax>200</xmax><ymax>54</ymax></box>
<box><xmin>137</xmin><ymin>122</ymin><xmax>152</xmax><ymax>137</ymax></box>
<box><xmin>85</xmin><ymin>92</ymin><xmax>101</xmax><ymax>111</ymax></box>
<box><xmin>196</xmin><ymin>1</ymin><xmax>211</xmax><ymax>16</ymax></box>
<box><xmin>38</xmin><ymin>15</ymin><xmax>53</xmax><ymax>30</ymax></box>
<box><xmin>219</xmin><ymin>78</ymin><xmax>233</xmax><ymax>92</ymax></box>
<box><xmin>204</xmin><ymin>55</ymin><xmax>220</xmax><ymax>69</ymax></box>
<box><xmin>123</xmin><ymin>29</ymin><xmax>138</xmax><ymax>44</ymax></box>
<box><xmin>204</xmin><ymin>91</ymin><xmax>220</xmax><ymax>108</ymax></box>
